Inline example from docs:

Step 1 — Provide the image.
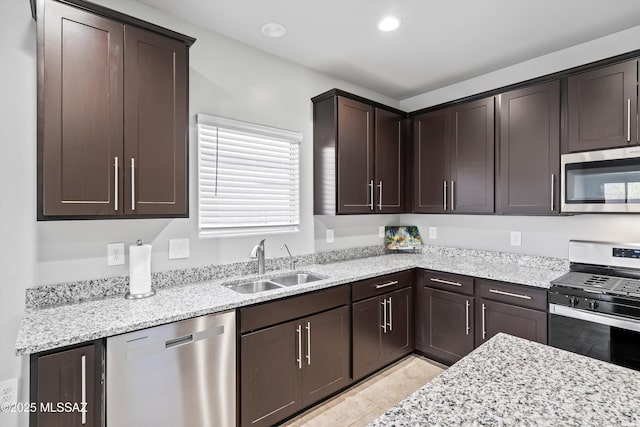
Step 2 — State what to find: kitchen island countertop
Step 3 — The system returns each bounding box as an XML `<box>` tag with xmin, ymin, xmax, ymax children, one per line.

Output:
<box><xmin>16</xmin><ymin>251</ymin><xmax>566</xmax><ymax>355</ymax></box>
<box><xmin>370</xmin><ymin>333</ymin><xmax>640</xmax><ymax>427</ymax></box>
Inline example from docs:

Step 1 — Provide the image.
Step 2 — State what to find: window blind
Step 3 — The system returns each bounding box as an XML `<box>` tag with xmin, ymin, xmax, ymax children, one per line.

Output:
<box><xmin>197</xmin><ymin>113</ymin><xmax>301</xmax><ymax>237</ymax></box>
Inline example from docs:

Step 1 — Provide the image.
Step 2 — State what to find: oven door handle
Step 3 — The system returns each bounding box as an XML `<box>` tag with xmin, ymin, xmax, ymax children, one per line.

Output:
<box><xmin>549</xmin><ymin>303</ymin><xmax>640</xmax><ymax>333</ymax></box>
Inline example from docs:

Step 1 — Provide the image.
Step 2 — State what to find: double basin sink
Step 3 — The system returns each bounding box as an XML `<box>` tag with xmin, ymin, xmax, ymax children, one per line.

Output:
<box><xmin>225</xmin><ymin>272</ymin><xmax>326</xmax><ymax>294</ymax></box>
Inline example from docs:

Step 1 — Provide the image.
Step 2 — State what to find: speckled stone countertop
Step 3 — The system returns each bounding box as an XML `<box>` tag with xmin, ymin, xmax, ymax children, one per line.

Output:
<box><xmin>15</xmin><ymin>250</ymin><xmax>567</xmax><ymax>355</ymax></box>
<box><xmin>370</xmin><ymin>333</ymin><xmax>640</xmax><ymax>427</ymax></box>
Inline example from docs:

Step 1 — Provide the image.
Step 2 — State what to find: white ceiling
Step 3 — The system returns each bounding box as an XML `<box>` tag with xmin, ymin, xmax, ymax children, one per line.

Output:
<box><xmin>136</xmin><ymin>0</ymin><xmax>640</xmax><ymax>100</ymax></box>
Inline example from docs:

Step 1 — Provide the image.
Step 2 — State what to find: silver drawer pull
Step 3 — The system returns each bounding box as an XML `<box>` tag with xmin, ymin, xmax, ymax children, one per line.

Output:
<box><xmin>131</xmin><ymin>158</ymin><xmax>136</xmax><ymax>211</ymax></box>
<box><xmin>465</xmin><ymin>300</ymin><xmax>470</xmax><ymax>335</ymax></box>
<box><xmin>114</xmin><ymin>157</ymin><xmax>119</xmax><ymax>211</ymax></box>
<box><xmin>489</xmin><ymin>289</ymin><xmax>532</xmax><ymax>300</ymax></box>
<box><xmin>81</xmin><ymin>355</ymin><xmax>87</xmax><ymax>425</ymax></box>
<box><xmin>375</xmin><ymin>280</ymin><xmax>399</xmax><ymax>289</ymax></box>
<box><xmin>429</xmin><ymin>278</ymin><xmax>462</xmax><ymax>287</ymax></box>
<box><xmin>305</xmin><ymin>322</ymin><xmax>311</xmax><ymax>365</ymax></box>
<box><xmin>165</xmin><ymin>334</ymin><xmax>193</xmax><ymax>348</ymax></box>
<box><xmin>296</xmin><ymin>324</ymin><xmax>302</xmax><ymax>369</ymax></box>
<box><xmin>628</xmin><ymin>98</ymin><xmax>631</xmax><ymax>142</ymax></box>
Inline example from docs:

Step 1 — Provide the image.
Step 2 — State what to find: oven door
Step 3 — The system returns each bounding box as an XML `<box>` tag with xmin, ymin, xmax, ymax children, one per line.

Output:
<box><xmin>561</xmin><ymin>147</ymin><xmax>640</xmax><ymax>213</ymax></box>
<box><xmin>549</xmin><ymin>303</ymin><xmax>640</xmax><ymax>371</ymax></box>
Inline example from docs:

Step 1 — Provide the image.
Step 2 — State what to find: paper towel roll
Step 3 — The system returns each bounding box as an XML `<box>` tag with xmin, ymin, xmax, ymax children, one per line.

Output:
<box><xmin>129</xmin><ymin>244</ymin><xmax>152</xmax><ymax>296</ymax></box>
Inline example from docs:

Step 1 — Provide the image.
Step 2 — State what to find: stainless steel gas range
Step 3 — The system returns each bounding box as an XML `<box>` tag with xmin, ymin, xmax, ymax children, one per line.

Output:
<box><xmin>549</xmin><ymin>240</ymin><xmax>640</xmax><ymax>371</ymax></box>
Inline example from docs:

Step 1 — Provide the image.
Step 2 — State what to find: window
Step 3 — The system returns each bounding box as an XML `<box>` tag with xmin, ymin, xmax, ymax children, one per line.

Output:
<box><xmin>197</xmin><ymin>113</ymin><xmax>301</xmax><ymax>237</ymax></box>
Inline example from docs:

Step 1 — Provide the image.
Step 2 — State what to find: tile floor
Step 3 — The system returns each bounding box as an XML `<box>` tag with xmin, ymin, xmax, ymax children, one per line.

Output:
<box><xmin>282</xmin><ymin>355</ymin><xmax>445</xmax><ymax>427</ymax></box>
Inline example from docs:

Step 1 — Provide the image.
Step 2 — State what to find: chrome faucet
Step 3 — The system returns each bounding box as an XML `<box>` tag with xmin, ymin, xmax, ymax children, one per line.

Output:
<box><xmin>281</xmin><ymin>243</ymin><xmax>296</xmax><ymax>270</ymax></box>
<box><xmin>251</xmin><ymin>239</ymin><xmax>266</xmax><ymax>275</ymax></box>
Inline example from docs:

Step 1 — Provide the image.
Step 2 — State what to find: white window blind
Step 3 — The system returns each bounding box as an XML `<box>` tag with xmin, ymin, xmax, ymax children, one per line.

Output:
<box><xmin>197</xmin><ymin>113</ymin><xmax>301</xmax><ymax>237</ymax></box>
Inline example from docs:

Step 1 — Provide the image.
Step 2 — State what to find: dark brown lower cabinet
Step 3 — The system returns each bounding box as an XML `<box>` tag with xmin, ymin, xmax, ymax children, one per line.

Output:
<box><xmin>417</xmin><ymin>287</ymin><xmax>474</xmax><ymax>365</ymax></box>
<box><xmin>476</xmin><ymin>299</ymin><xmax>547</xmax><ymax>346</ymax></box>
<box><xmin>240</xmin><ymin>305</ymin><xmax>349</xmax><ymax>427</ymax></box>
<box><xmin>30</xmin><ymin>342</ymin><xmax>103</xmax><ymax>427</ymax></box>
<box><xmin>352</xmin><ymin>287</ymin><xmax>413</xmax><ymax>380</ymax></box>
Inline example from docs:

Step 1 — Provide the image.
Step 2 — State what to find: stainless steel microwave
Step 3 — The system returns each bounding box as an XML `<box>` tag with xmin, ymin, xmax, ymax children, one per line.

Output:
<box><xmin>561</xmin><ymin>146</ymin><xmax>640</xmax><ymax>213</ymax></box>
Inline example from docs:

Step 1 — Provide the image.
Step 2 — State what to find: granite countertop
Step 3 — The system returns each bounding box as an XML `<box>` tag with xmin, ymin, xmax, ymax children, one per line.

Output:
<box><xmin>15</xmin><ymin>251</ymin><xmax>566</xmax><ymax>355</ymax></box>
<box><xmin>370</xmin><ymin>333</ymin><xmax>640</xmax><ymax>427</ymax></box>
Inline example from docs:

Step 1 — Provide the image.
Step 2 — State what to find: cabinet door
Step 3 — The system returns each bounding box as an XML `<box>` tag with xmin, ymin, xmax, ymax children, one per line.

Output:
<box><xmin>567</xmin><ymin>60</ymin><xmax>638</xmax><ymax>152</ymax></box>
<box><xmin>413</xmin><ymin>109</ymin><xmax>450</xmax><ymax>213</ymax></box>
<box><xmin>124</xmin><ymin>26</ymin><xmax>188</xmax><ymax>216</ymax></box>
<box><xmin>336</xmin><ymin>96</ymin><xmax>375</xmax><ymax>214</ymax></box>
<box><xmin>476</xmin><ymin>299</ymin><xmax>547</xmax><ymax>347</ymax></box>
<box><xmin>301</xmin><ymin>306</ymin><xmax>350</xmax><ymax>406</ymax></box>
<box><xmin>450</xmin><ymin>97</ymin><xmax>495</xmax><ymax>213</ymax></box>
<box><xmin>352</xmin><ymin>296</ymin><xmax>385</xmax><ymax>380</ymax></box>
<box><xmin>40</xmin><ymin>1</ymin><xmax>123</xmax><ymax>217</ymax></box>
<box><xmin>35</xmin><ymin>345</ymin><xmax>99</xmax><ymax>427</ymax></box>
<box><xmin>384</xmin><ymin>287</ymin><xmax>414</xmax><ymax>362</ymax></box>
<box><xmin>240</xmin><ymin>321</ymin><xmax>303</xmax><ymax>427</ymax></box>
<box><xmin>418</xmin><ymin>287</ymin><xmax>474</xmax><ymax>365</ymax></box>
<box><xmin>374</xmin><ymin>108</ymin><xmax>404</xmax><ymax>213</ymax></box>
<box><xmin>497</xmin><ymin>81</ymin><xmax>560</xmax><ymax>214</ymax></box>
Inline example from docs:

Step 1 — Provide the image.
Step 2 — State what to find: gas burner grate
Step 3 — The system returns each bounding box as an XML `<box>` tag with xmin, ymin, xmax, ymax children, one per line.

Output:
<box><xmin>618</xmin><ymin>280</ymin><xmax>640</xmax><ymax>295</ymax></box>
<box><xmin>582</xmin><ymin>275</ymin><xmax>616</xmax><ymax>288</ymax></box>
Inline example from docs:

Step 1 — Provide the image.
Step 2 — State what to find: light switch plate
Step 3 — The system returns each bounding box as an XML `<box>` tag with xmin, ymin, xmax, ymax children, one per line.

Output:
<box><xmin>378</xmin><ymin>226</ymin><xmax>385</xmax><ymax>238</ymax></box>
<box><xmin>428</xmin><ymin>227</ymin><xmax>437</xmax><ymax>239</ymax></box>
<box><xmin>510</xmin><ymin>231</ymin><xmax>522</xmax><ymax>247</ymax></box>
<box><xmin>326</xmin><ymin>229</ymin><xmax>334</xmax><ymax>244</ymax></box>
<box><xmin>169</xmin><ymin>238</ymin><xmax>190</xmax><ymax>259</ymax></box>
<box><xmin>107</xmin><ymin>243</ymin><xmax>125</xmax><ymax>266</ymax></box>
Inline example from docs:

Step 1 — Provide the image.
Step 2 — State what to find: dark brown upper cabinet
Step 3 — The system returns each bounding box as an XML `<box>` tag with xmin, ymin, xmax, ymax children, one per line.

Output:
<box><xmin>567</xmin><ymin>59</ymin><xmax>638</xmax><ymax>153</ymax></box>
<box><xmin>312</xmin><ymin>90</ymin><xmax>407</xmax><ymax>215</ymax></box>
<box><xmin>497</xmin><ymin>81</ymin><xmax>560</xmax><ymax>214</ymax></box>
<box><xmin>37</xmin><ymin>0</ymin><xmax>194</xmax><ymax>220</ymax></box>
<box><xmin>413</xmin><ymin>97</ymin><xmax>494</xmax><ymax>214</ymax></box>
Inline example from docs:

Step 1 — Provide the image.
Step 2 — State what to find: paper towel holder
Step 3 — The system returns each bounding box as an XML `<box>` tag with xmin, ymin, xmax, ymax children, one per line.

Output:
<box><xmin>125</xmin><ymin>240</ymin><xmax>156</xmax><ymax>300</ymax></box>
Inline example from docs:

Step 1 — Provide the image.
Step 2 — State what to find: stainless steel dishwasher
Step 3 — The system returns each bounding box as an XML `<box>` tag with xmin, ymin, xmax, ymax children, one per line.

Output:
<box><xmin>106</xmin><ymin>310</ymin><xmax>236</xmax><ymax>427</ymax></box>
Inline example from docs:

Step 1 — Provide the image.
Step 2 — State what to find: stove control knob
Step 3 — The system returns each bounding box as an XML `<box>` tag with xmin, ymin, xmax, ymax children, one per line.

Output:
<box><xmin>568</xmin><ymin>296</ymin><xmax>579</xmax><ymax>307</ymax></box>
<box><xmin>589</xmin><ymin>300</ymin><xmax>599</xmax><ymax>310</ymax></box>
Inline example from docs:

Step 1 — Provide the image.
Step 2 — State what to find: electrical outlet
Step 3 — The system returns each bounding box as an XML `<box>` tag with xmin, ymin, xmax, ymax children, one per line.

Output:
<box><xmin>428</xmin><ymin>227</ymin><xmax>437</xmax><ymax>239</ymax></box>
<box><xmin>378</xmin><ymin>226</ymin><xmax>385</xmax><ymax>238</ymax></box>
<box><xmin>169</xmin><ymin>238</ymin><xmax>190</xmax><ymax>259</ymax></box>
<box><xmin>510</xmin><ymin>231</ymin><xmax>522</xmax><ymax>247</ymax></box>
<box><xmin>107</xmin><ymin>243</ymin><xmax>125</xmax><ymax>266</ymax></box>
<box><xmin>0</xmin><ymin>378</ymin><xmax>18</xmax><ymax>407</ymax></box>
<box><xmin>326</xmin><ymin>229</ymin><xmax>334</xmax><ymax>244</ymax></box>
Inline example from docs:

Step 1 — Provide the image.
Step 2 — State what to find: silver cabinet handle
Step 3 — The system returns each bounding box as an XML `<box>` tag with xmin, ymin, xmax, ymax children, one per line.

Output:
<box><xmin>368</xmin><ymin>180</ymin><xmax>374</xmax><ymax>210</ymax></box>
<box><xmin>450</xmin><ymin>180</ymin><xmax>455</xmax><ymax>210</ymax></box>
<box><xmin>465</xmin><ymin>300</ymin><xmax>470</xmax><ymax>335</ymax></box>
<box><xmin>131</xmin><ymin>158</ymin><xmax>136</xmax><ymax>211</ymax></box>
<box><xmin>114</xmin><ymin>157</ymin><xmax>119</xmax><ymax>211</ymax></box>
<box><xmin>387</xmin><ymin>297</ymin><xmax>393</xmax><ymax>331</ymax></box>
<box><xmin>550</xmin><ymin>174</ymin><xmax>555</xmax><ymax>212</ymax></box>
<box><xmin>296</xmin><ymin>324</ymin><xmax>302</xmax><ymax>369</ymax></box>
<box><xmin>305</xmin><ymin>321</ymin><xmax>311</xmax><ymax>365</ymax></box>
<box><xmin>381</xmin><ymin>299</ymin><xmax>387</xmax><ymax>334</ymax></box>
<box><xmin>482</xmin><ymin>303</ymin><xmax>487</xmax><ymax>340</ymax></box>
<box><xmin>375</xmin><ymin>280</ymin><xmax>399</xmax><ymax>289</ymax></box>
<box><xmin>81</xmin><ymin>354</ymin><xmax>87</xmax><ymax>425</ymax></box>
<box><xmin>429</xmin><ymin>277</ymin><xmax>462</xmax><ymax>287</ymax></box>
<box><xmin>377</xmin><ymin>180</ymin><xmax>383</xmax><ymax>210</ymax></box>
<box><xmin>489</xmin><ymin>289</ymin><xmax>532</xmax><ymax>300</ymax></box>
<box><xmin>443</xmin><ymin>181</ymin><xmax>447</xmax><ymax>210</ymax></box>
<box><xmin>628</xmin><ymin>98</ymin><xmax>631</xmax><ymax>142</ymax></box>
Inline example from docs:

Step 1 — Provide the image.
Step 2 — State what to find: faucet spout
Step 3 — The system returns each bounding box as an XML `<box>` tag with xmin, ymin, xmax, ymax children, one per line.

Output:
<box><xmin>281</xmin><ymin>243</ymin><xmax>296</xmax><ymax>270</ymax></box>
<box><xmin>251</xmin><ymin>239</ymin><xmax>266</xmax><ymax>275</ymax></box>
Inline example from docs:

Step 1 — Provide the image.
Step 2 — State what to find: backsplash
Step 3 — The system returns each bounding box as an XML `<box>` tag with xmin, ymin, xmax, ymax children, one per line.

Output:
<box><xmin>25</xmin><ymin>245</ymin><xmax>385</xmax><ymax>309</ymax></box>
<box><xmin>25</xmin><ymin>244</ymin><xmax>568</xmax><ymax>309</ymax></box>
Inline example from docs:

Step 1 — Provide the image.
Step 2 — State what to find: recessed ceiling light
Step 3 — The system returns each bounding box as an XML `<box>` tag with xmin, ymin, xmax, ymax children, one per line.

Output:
<box><xmin>261</xmin><ymin>22</ymin><xmax>287</xmax><ymax>38</ymax></box>
<box><xmin>378</xmin><ymin>16</ymin><xmax>400</xmax><ymax>32</ymax></box>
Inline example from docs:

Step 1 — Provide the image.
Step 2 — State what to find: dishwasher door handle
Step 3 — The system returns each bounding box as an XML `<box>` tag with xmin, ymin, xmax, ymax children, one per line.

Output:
<box><xmin>165</xmin><ymin>334</ymin><xmax>193</xmax><ymax>348</ymax></box>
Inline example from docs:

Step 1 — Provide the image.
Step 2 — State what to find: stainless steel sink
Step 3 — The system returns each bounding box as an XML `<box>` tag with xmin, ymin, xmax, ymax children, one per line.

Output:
<box><xmin>225</xmin><ymin>280</ymin><xmax>283</xmax><ymax>294</ymax></box>
<box><xmin>270</xmin><ymin>273</ymin><xmax>325</xmax><ymax>287</ymax></box>
<box><xmin>224</xmin><ymin>272</ymin><xmax>327</xmax><ymax>294</ymax></box>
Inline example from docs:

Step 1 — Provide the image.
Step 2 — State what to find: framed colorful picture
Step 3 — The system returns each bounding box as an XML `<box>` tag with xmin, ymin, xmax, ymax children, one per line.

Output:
<box><xmin>385</xmin><ymin>226</ymin><xmax>422</xmax><ymax>253</ymax></box>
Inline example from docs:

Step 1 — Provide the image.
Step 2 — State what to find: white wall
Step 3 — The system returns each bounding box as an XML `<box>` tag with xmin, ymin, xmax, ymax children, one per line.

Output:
<box><xmin>0</xmin><ymin>1</ymin><xmax>395</xmax><ymax>425</ymax></box>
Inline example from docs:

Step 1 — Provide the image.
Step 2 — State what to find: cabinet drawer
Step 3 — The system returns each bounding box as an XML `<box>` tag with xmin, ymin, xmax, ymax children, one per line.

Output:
<box><xmin>240</xmin><ymin>285</ymin><xmax>349</xmax><ymax>333</ymax></box>
<box><xmin>476</xmin><ymin>279</ymin><xmax>546</xmax><ymax>311</ymax></box>
<box><xmin>352</xmin><ymin>270</ymin><xmax>414</xmax><ymax>302</ymax></box>
<box><xmin>419</xmin><ymin>269</ymin><xmax>474</xmax><ymax>296</ymax></box>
